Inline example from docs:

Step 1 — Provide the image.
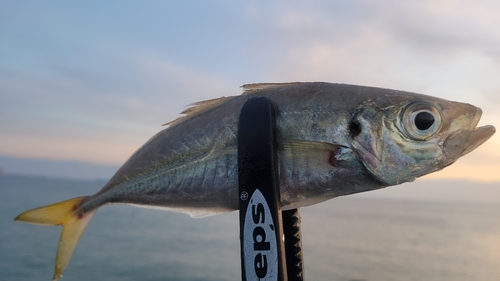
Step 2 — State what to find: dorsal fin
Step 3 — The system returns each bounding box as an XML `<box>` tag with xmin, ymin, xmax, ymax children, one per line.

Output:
<box><xmin>242</xmin><ymin>82</ymin><xmax>302</xmax><ymax>93</ymax></box>
<box><xmin>164</xmin><ymin>82</ymin><xmax>304</xmax><ymax>126</ymax></box>
<box><xmin>164</xmin><ymin>96</ymin><xmax>232</xmax><ymax>126</ymax></box>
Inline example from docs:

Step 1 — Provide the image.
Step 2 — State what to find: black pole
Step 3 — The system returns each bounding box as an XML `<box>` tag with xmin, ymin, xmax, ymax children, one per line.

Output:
<box><xmin>238</xmin><ymin>97</ymin><xmax>287</xmax><ymax>281</ymax></box>
<box><xmin>238</xmin><ymin>96</ymin><xmax>304</xmax><ymax>281</ymax></box>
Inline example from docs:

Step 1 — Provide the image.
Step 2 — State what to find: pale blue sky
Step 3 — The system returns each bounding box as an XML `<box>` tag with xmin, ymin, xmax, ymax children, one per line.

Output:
<box><xmin>1</xmin><ymin>1</ymin><xmax>499</xmax><ymax>181</ymax></box>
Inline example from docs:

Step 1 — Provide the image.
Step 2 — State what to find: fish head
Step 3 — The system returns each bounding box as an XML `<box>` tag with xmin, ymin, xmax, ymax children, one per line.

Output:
<box><xmin>350</xmin><ymin>93</ymin><xmax>496</xmax><ymax>186</ymax></box>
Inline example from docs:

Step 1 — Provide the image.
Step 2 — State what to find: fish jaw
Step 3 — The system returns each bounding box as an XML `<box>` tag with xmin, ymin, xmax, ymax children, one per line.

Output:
<box><xmin>460</xmin><ymin>125</ymin><xmax>496</xmax><ymax>156</ymax></box>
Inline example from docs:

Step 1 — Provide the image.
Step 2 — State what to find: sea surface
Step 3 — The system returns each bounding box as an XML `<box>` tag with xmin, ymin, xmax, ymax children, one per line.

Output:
<box><xmin>1</xmin><ymin>175</ymin><xmax>499</xmax><ymax>281</ymax></box>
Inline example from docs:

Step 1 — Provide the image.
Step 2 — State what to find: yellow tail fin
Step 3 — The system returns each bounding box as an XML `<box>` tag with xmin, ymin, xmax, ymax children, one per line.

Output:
<box><xmin>15</xmin><ymin>196</ymin><xmax>96</xmax><ymax>281</ymax></box>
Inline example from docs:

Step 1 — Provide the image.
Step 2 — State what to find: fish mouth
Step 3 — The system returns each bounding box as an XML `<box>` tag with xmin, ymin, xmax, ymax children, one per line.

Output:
<box><xmin>443</xmin><ymin>106</ymin><xmax>495</xmax><ymax>160</ymax></box>
<box><xmin>461</xmin><ymin>125</ymin><xmax>496</xmax><ymax>156</ymax></box>
<box><xmin>460</xmin><ymin>106</ymin><xmax>496</xmax><ymax>156</ymax></box>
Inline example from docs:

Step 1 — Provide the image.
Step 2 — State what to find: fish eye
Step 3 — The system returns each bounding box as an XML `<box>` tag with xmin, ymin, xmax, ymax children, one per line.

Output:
<box><xmin>401</xmin><ymin>103</ymin><xmax>442</xmax><ymax>140</ymax></box>
<box><xmin>414</xmin><ymin>111</ymin><xmax>434</xmax><ymax>131</ymax></box>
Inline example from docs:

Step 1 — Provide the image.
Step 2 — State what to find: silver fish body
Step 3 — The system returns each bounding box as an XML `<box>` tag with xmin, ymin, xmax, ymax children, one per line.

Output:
<box><xmin>15</xmin><ymin>82</ymin><xmax>495</xmax><ymax>280</ymax></box>
<box><xmin>81</xmin><ymin>82</ymin><xmax>495</xmax><ymax>216</ymax></box>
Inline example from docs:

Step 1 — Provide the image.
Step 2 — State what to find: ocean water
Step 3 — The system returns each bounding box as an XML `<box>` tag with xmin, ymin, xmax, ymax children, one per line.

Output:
<box><xmin>1</xmin><ymin>175</ymin><xmax>499</xmax><ymax>281</ymax></box>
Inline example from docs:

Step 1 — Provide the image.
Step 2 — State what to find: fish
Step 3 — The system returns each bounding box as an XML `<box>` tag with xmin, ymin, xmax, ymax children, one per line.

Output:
<box><xmin>15</xmin><ymin>82</ymin><xmax>495</xmax><ymax>280</ymax></box>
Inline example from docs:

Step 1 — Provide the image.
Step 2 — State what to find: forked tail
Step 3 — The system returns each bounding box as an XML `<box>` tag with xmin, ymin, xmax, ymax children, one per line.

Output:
<box><xmin>14</xmin><ymin>196</ymin><xmax>96</xmax><ymax>281</ymax></box>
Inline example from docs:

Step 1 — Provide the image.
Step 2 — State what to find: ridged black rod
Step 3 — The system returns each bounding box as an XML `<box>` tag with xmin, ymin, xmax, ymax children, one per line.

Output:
<box><xmin>282</xmin><ymin>209</ymin><xmax>304</xmax><ymax>281</ymax></box>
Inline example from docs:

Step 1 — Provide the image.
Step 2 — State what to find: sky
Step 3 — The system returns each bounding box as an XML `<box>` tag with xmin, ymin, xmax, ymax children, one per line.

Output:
<box><xmin>1</xmin><ymin>1</ymin><xmax>499</xmax><ymax>182</ymax></box>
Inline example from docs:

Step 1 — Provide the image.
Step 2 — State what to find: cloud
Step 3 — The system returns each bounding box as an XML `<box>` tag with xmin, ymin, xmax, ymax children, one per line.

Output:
<box><xmin>1</xmin><ymin>0</ymin><xmax>498</xmax><ymax>176</ymax></box>
<box><xmin>390</xmin><ymin>1</ymin><xmax>500</xmax><ymax>56</ymax></box>
<box><xmin>0</xmin><ymin>48</ymin><xmax>236</xmax><ymax>165</ymax></box>
<box><xmin>125</xmin><ymin>49</ymin><xmax>236</xmax><ymax>104</ymax></box>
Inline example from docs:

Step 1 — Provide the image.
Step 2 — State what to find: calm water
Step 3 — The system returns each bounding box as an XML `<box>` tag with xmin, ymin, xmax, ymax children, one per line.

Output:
<box><xmin>1</xmin><ymin>175</ymin><xmax>499</xmax><ymax>281</ymax></box>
